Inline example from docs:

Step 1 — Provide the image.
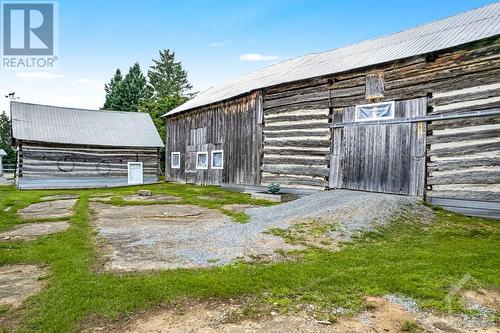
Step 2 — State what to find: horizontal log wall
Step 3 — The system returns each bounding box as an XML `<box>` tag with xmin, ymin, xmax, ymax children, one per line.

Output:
<box><xmin>261</xmin><ymin>37</ymin><xmax>500</xmax><ymax>195</ymax></box>
<box><xmin>426</xmin><ymin>82</ymin><xmax>500</xmax><ymax>202</ymax></box>
<box><xmin>18</xmin><ymin>143</ymin><xmax>159</xmax><ymax>179</ymax></box>
<box><xmin>166</xmin><ymin>93</ymin><xmax>262</xmax><ymax>186</ymax></box>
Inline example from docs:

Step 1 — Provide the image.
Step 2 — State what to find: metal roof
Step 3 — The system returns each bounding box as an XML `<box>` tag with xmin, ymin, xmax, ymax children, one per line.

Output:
<box><xmin>11</xmin><ymin>102</ymin><xmax>164</xmax><ymax>147</ymax></box>
<box><xmin>167</xmin><ymin>3</ymin><xmax>500</xmax><ymax>116</ymax></box>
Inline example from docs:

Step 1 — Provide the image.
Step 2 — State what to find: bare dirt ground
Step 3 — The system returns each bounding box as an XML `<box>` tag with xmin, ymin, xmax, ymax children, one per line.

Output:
<box><xmin>0</xmin><ymin>221</ymin><xmax>69</xmax><ymax>240</ymax></box>
<box><xmin>0</xmin><ymin>265</ymin><xmax>47</xmax><ymax>308</ymax></box>
<box><xmin>84</xmin><ymin>291</ymin><xmax>500</xmax><ymax>333</ymax></box>
<box><xmin>17</xmin><ymin>199</ymin><xmax>77</xmax><ymax>220</ymax></box>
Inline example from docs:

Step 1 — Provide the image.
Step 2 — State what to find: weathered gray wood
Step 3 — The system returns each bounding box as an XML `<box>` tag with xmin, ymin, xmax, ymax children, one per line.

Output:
<box><xmin>427</xmin><ymin>128</ymin><xmax>500</xmax><ymax>144</ymax></box>
<box><xmin>365</xmin><ymin>72</ymin><xmax>385</xmax><ymax>99</ymax></box>
<box><xmin>427</xmin><ymin>190</ymin><xmax>500</xmax><ymax>201</ymax></box>
<box><xmin>427</xmin><ymin>171</ymin><xmax>500</xmax><ymax>185</ymax></box>
<box><xmin>261</xmin><ymin>164</ymin><xmax>329</xmax><ymax>177</ymax></box>
<box><xmin>427</xmin><ymin>157</ymin><xmax>500</xmax><ymax>171</ymax></box>
<box><xmin>428</xmin><ymin>141</ymin><xmax>500</xmax><ymax>157</ymax></box>
<box><xmin>262</xmin><ymin>156</ymin><xmax>327</xmax><ymax>166</ymax></box>
<box><xmin>428</xmin><ymin>113</ymin><xmax>500</xmax><ymax>130</ymax></box>
<box><xmin>263</xmin><ymin>139</ymin><xmax>330</xmax><ymax>148</ymax></box>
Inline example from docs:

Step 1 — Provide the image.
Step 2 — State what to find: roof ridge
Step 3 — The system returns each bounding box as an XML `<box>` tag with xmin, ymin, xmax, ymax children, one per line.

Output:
<box><xmin>10</xmin><ymin>101</ymin><xmax>150</xmax><ymax>116</ymax></box>
<box><xmin>167</xmin><ymin>2</ymin><xmax>500</xmax><ymax>116</ymax></box>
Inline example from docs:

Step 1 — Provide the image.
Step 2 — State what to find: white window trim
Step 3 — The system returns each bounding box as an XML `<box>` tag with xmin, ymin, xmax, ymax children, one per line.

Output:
<box><xmin>171</xmin><ymin>152</ymin><xmax>181</xmax><ymax>169</ymax></box>
<box><xmin>354</xmin><ymin>101</ymin><xmax>395</xmax><ymax>122</ymax></box>
<box><xmin>127</xmin><ymin>162</ymin><xmax>143</xmax><ymax>185</ymax></box>
<box><xmin>211</xmin><ymin>150</ymin><xmax>224</xmax><ymax>169</ymax></box>
<box><xmin>196</xmin><ymin>152</ymin><xmax>208</xmax><ymax>170</ymax></box>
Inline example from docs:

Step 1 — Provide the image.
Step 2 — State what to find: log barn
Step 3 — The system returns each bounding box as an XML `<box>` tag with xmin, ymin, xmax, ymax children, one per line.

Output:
<box><xmin>11</xmin><ymin>102</ymin><xmax>164</xmax><ymax>189</ymax></box>
<box><xmin>164</xmin><ymin>4</ymin><xmax>500</xmax><ymax>218</ymax></box>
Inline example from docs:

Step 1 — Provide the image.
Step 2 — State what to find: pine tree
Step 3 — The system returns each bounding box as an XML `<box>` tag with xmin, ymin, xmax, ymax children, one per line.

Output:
<box><xmin>102</xmin><ymin>69</ymin><xmax>123</xmax><ymax>110</ymax></box>
<box><xmin>102</xmin><ymin>64</ymin><xmax>150</xmax><ymax>112</ymax></box>
<box><xmin>121</xmin><ymin>63</ymin><xmax>151</xmax><ymax>112</ymax></box>
<box><xmin>148</xmin><ymin>49</ymin><xmax>193</xmax><ymax>99</ymax></box>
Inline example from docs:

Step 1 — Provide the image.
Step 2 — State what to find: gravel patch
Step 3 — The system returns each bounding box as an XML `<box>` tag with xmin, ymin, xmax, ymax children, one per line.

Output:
<box><xmin>93</xmin><ymin>190</ymin><xmax>432</xmax><ymax>271</ymax></box>
<box><xmin>247</xmin><ymin>190</ymin><xmax>433</xmax><ymax>241</ymax></box>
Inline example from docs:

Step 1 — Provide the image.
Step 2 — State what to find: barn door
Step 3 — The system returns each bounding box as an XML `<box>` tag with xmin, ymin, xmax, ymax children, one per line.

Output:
<box><xmin>330</xmin><ymin>98</ymin><xmax>426</xmax><ymax>196</ymax></box>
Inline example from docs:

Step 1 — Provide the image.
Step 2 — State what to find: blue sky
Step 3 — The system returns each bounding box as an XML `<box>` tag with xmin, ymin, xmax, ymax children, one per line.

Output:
<box><xmin>0</xmin><ymin>0</ymin><xmax>496</xmax><ymax>114</ymax></box>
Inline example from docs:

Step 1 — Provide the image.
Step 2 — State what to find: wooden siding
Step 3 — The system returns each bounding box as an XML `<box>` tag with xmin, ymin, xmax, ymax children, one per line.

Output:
<box><xmin>329</xmin><ymin>98</ymin><xmax>427</xmax><ymax>195</ymax></box>
<box><xmin>426</xmin><ymin>82</ymin><xmax>500</xmax><ymax>202</ymax></box>
<box><xmin>165</xmin><ymin>93</ymin><xmax>262</xmax><ymax>186</ymax></box>
<box><xmin>16</xmin><ymin>142</ymin><xmax>159</xmax><ymax>189</ymax></box>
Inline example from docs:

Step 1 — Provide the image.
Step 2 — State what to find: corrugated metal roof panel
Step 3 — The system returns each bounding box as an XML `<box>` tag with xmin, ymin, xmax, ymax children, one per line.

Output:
<box><xmin>167</xmin><ymin>3</ymin><xmax>500</xmax><ymax>116</ymax></box>
<box><xmin>11</xmin><ymin>102</ymin><xmax>164</xmax><ymax>147</ymax></box>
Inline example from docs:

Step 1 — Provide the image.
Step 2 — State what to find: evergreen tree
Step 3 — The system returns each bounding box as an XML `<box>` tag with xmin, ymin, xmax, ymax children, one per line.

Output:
<box><xmin>102</xmin><ymin>69</ymin><xmax>123</xmax><ymax>110</ymax></box>
<box><xmin>121</xmin><ymin>63</ymin><xmax>151</xmax><ymax>112</ymax></box>
<box><xmin>148</xmin><ymin>49</ymin><xmax>193</xmax><ymax>99</ymax></box>
<box><xmin>102</xmin><ymin>64</ymin><xmax>149</xmax><ymax>112</ymax></box>
<box><xmin>0</xmin><ymin>111</ymin><xmax>15</xmax><ymax>166</ymax></box>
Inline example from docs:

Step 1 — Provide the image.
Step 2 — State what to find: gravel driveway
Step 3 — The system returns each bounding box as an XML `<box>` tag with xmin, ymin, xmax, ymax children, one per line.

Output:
<box><xmin>92</xmin><ymin>190</ymin><xmax>432</xmax><ymax>271</ymax></box>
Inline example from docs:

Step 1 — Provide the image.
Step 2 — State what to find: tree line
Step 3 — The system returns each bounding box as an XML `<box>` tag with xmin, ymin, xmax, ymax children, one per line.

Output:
<box><xmin>102</xmin><ymin>49</ymin><xmax>195</xmax><ymax>171</ymax></box>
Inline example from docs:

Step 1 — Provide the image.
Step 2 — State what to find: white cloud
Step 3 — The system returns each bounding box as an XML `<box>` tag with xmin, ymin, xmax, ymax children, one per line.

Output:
<box><xmin>16</xmin><ymin>72</ymin><xmax>65</xmax><ymax>80</ymax></box>
<box><xmin>70</xmin><ymin>78</ymin><xmax>105</xmax><ymax>90</ymax></box>
<box><xmin>209</xmin><ymin>39</ymin><xmax>231</xmax><ymax>47</ymax></box>
<box><xmin>239</xmin><ymin>53</ymin><xmax>281</xmax><ymax>61</ymax></box>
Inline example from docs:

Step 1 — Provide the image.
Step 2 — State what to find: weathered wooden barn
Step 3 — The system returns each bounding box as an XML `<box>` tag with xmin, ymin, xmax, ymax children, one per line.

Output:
<box><xmin>165</xmin><ymin>4</ymin><xmax>500</xmax><ymax>218</ymax></box>
<box><xmin>11</xmin><ymin>102</ymin><xmax>164</xmax><ymax>189</ymax></box>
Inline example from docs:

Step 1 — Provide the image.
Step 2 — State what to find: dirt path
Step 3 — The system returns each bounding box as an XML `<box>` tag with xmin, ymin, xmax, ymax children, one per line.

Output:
<box><xmin>84</xmin><ymin>291</ymin><xmax>500</xmax><ymax>333</ymax></box>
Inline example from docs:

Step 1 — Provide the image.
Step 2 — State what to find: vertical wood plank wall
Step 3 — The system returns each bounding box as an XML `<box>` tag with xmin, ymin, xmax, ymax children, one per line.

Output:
<box><xmin>329</xmin><ymin>98</ymin><xmax>427</xmax><ymax>195</ymax></box>
<box><xmin>165</xmin><ymin>93</ymin><xmax>263</xmax><ymax>186</ymax></box>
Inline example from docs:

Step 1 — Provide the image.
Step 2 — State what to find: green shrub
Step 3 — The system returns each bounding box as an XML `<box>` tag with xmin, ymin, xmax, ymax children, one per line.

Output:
<box><xmin>267</xmin><ymin>183</ymin><xmax>280</xmax><ymax>194</ymax></box>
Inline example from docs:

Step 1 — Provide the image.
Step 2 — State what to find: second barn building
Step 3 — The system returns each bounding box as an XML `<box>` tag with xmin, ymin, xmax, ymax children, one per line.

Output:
<box><xmin>164</xmin><ymin>4</ymin><xmax>500</xmax><ymax>218</ymax></box>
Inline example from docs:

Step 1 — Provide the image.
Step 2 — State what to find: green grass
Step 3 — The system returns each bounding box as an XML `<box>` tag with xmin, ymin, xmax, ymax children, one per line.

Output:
<box><xmin>0</xmin><ymin>183</ymin><xmax>499</xmax><ymax>332</ymax></box>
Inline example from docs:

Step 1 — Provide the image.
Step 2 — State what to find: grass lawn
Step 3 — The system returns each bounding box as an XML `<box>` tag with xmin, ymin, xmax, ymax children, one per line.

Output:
<box><xmin>0</xmin><ymin>182</ymin><xmax>498</xmax><ymax>332</ymax></box>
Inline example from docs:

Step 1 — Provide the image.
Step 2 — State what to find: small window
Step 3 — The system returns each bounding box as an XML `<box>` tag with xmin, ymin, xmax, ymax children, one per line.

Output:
<box><xmin>355</xmin><ymin>101</ymin><xmax>395</xmax><ymax>122</ymax></box>
<box><xmin>196</xmin><ymin>152</ymin><xmax>208</xmax><ymax>169</ymax></box>
<box><xmin>171</xmin><ymin>152</ymin><xmax>180</xmax><ymax>169</ymax></box>
<box><xmin>211</xmin><ymin>150</ymin><xmax>224</xmax><ymax>169</ymax></box>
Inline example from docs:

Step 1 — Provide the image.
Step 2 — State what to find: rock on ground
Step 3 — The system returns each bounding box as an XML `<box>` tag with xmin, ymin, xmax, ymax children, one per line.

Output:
<box><xmin>0</xmin><ymin>222</ymin><xmax>69</xmax><ymax>241</ymax></box>
<box><xmin>17</xmin><ymin>199</ymin><xmax>77</xmax><ymax>220</ymax></box>
<box><xmin>0</xmin><ymin>265</ymin><xmax>47</xmax><ymax>308</ymax></box>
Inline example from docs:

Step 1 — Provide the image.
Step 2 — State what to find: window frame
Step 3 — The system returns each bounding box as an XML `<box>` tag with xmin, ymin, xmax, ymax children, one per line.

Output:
<box><xmin>354</xmin><ymin>101</ymin><xmax>395</xmax><ymax>122</ymax></box>
<box><xmin>171</xmin><ymin>152</ymin><xmax>181</xmax><ymax>169</ymax></box>
<box><xmin>211</xmin><ymin>150</ymin><xmax>224</xmax><ymax>170</ymax></box>
<box><xmin>196</xmin><ymin>151</ymin><xmax>209</xmax><ymax>170</ymax></box>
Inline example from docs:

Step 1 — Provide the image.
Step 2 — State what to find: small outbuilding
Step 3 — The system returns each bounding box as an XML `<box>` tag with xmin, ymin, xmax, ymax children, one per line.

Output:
<box><xmin>11</xmin><ymin>102</ymin><xmax>164</xmax><ymax>189</ymax></box>
<box><xmin>164</xmin><ymin>4</ymin><xmax>500</xmax><ymax>218</ymax></box>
